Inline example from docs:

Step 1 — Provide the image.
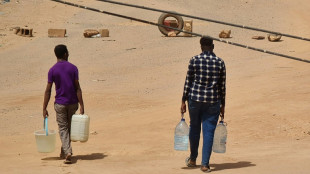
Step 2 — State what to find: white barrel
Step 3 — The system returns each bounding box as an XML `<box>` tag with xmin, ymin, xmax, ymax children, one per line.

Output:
<box><xmin>70</xmin><ymin>114</ymin><xmax>90</xmax><ymax>142</ymax></box>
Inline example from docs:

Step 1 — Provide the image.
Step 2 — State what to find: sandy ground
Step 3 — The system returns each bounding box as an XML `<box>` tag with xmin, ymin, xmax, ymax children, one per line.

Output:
<box><xmin>0</xmin><ymin>0</ymin><xmax>309</xmax><ymax>173</ymax></box>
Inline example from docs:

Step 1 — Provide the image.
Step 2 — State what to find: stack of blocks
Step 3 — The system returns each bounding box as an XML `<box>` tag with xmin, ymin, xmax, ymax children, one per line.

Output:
<box><xmin>14</xmin><ymin>27</ymin><xmax>33</xmax><ymax>37</ymax></box>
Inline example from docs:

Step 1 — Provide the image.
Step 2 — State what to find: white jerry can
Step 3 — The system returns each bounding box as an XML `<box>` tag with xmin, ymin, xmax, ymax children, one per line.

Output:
<box><xmin>71</xmin><ymin>114</ymin><xmax>90</xmax><ymax>142</ymax></box>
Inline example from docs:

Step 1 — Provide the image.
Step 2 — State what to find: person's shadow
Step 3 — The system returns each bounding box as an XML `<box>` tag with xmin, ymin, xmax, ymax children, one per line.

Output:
<box><xmin>182</xmin><ymin>161</ymin><xmax>255</xmax><ymax>171</ymax></box>
<box><xmin>41</xmin><ymin>153</ymin><xmax>107</xmax><ymax>164</ymax></box>
<box><xmin>211</xmin><ymin>161</ymin><xmax>256</xmax><ymax>171</ymax></box>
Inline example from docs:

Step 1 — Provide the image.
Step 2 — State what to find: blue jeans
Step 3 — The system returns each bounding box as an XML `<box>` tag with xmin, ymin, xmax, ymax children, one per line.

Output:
<box><xmin>188</xmin><ymin>99</ymin><xmax>220</xmax><ymax>166</ymax></box>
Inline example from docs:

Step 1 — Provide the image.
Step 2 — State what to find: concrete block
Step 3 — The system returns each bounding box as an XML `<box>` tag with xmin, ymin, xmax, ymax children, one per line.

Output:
<box><xmin>16</xmin><ymin>27</ymin><xmax>33</xmax><ymax>37</ymax></box>
<box><xmin>12</xmin><ymin>27</ymin><xmax>20</xmax><ymax>34</ymax></box>
<box><xmin>267</xmin><ymin>34</ymin><xmax>281</xmax><ymax>42</ymax></box>
<box><xmin>252</xmin><ymin>36</ymin><xmax>265</xmax><ymax>40</ymax></box>
<box><xmin>48</xmin><ymin>29</ymin><xmax>66</xmax><ymax>37</ymax></box>
<box><xmin>167</xmin><ymin>31</ymin><xmax>176</xmax><ymax>37</ymax></box>
<box><xmin>219</xmin><ymin>30</ymin><xmax>231</xmax><ymax>38</ymax></box>
<box><xmin>99</xmin><ymin>29</ymin><xmax>109</xmax><ymax>37</ymax></box>
<box><xmin>16</xmin><ymin>28</ymin><xmax>23</xmax><ymax>36</ymax></box>
<box><xmin>183</xmin><ymin>20</ymin><xmax>193</xmax><ymax>37</ymax></box>
<box><xmin>83</xmin><ymin>29</ymin><xmax>99</xmax><ymax>38</ymax></box>
<box><xmin>23</xmin><ymin>27</ymin><xmax>33</xmax><ymax>37</ymax></box>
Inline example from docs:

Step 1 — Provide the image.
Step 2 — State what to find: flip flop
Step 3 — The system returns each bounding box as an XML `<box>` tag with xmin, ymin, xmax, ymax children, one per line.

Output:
<box><xmin>63</xmin><ymin>154</ymin><xmax>72</xmax><ymax>164</ymax></box>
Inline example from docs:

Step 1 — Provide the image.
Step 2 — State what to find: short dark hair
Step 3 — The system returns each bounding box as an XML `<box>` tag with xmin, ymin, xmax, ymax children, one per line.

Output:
<box><xmin>54</xmin><ymin>44</ymin><xmax>68</xmax><ymax>59</ymax></box>
<box><xmin>200</xmin><ymin>37</ymin><xmax>213</xmax><ymax>46</ymax></box>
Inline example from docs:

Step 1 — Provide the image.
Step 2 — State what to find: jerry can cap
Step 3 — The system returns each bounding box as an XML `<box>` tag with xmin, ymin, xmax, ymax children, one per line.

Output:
<box><xmin>181</xmin><ymin>113</ymin><xmax>185</xmax><ymax>121</ymax></box>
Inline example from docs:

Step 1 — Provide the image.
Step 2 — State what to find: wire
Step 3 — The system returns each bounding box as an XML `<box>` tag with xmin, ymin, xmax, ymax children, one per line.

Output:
<box><xmin>50</xmin><ymin>0</ymin><xmax>310</xmax><ymax>63</ymax></box>
<box><xmin>97</xmin><ymin>0</ymin><xmax>310</xmax><ymax>42</ymax></box>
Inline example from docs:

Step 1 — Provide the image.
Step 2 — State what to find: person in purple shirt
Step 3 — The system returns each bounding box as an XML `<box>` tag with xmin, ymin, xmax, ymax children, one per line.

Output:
<box><xmin>43</xmin><ymin>44</ymin><xmax>84</xmax><ymax>164</ymax></box>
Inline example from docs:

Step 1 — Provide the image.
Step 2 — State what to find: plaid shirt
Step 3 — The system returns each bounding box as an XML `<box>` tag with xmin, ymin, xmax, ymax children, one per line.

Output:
<box><xmin>182</xmin><ymin>51</ymin><xmax>226</xmax><ymax>106</ymax></box>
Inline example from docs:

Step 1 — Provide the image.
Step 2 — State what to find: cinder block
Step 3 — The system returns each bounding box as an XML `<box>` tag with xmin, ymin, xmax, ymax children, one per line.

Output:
<box><xmin>23</xmin><ymin>27</ymin><xmax>33</xmax><ymax>37</ymax></box>
<box><xmin>12</xmin><ymin>27</ymin><xmax>20</xmax><ymax>34</ymax></box>
<box><xmin>48</xmin><ymin>29</ymin><xmax>66</xmax><ymax>37</ymax></box>
<box><xmin>167</xmin><ymin>31</ymin><xmax>176</xmax><ymax>37</ymax></box>
<box><xmin>84</xmin><ymin>29</ymin><xmax>99</xmax><ymax>38</ymax></box>
<box><xmin>16</xmin><ymin>28</ymin><xmax>23</xmax><ymax>36</ymax></box>
<box><xmin>183</xmin><ymin>20</ymin><xmax>193</xmax><ymax>37</ymax></box>
<box><xmin>16</xmin><ymin>27</ymin><xmax>33</xmax><ymax>37</ymax></box>
<box><xmin>219</xmin><ymin>30</ymin><xmax>231</xmax><ymax>38</ymax></box>
<box><xmin>99</xmin><ymin>29</ymin><xmax>109</xmax><ymax>37</ymax></box>
<box><xmin>267</xmin><ymin>34</ymin><xmax>281</xmax><ymax>42</ymax></box>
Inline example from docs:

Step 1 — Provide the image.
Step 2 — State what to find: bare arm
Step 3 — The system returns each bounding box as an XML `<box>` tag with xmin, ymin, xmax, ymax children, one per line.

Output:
<box><xmin>43</xmin><ymin>82</ymin><xmax>52</xmax><ymax>118</ymax></box>
<box><xmin>75</xmin><ymin>80</ymin><xmax>84</xmax><ymax>114</ymax></box>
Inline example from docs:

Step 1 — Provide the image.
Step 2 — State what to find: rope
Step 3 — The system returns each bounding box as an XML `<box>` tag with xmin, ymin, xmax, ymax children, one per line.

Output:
<box><xmin>50</xmin><ymin>0</ymin><xmax>310</xmax><ymax>63</ymax></box>
<box><xmin>97</xmin><ymin>0</ymin><xmax>310</xmax><ymax>42</ymax></box>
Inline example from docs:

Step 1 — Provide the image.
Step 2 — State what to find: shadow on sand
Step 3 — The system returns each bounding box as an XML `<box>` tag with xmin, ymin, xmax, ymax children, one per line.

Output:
<box><xmin>211</xmin><ymin>161</ymin><xmax>256</xmax><ymax>171</ymax></box>
<box><xmin>182</xmin><ymin>161</ymin><xmax>255</xmax><ymax>171</ymax></box>
<box><xmin>41</xmin><ymin>153</ymin><xmax>107</xmax><ymax>164</ymax></box>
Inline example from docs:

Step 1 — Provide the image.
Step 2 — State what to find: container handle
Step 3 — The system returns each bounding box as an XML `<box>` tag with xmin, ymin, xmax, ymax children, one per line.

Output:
<box><xmin>219</xmin><ymin>114</ymin><xmax>227</xmax><ymax>125</ymax></box>
<box><xmin>180</xmin><ymin>113</ymin><xmax>185</xmax><ymax>121</ymax></box>
<box><xmin>219</xmin><ymin>120</ymin><xmax>228</xmax><ymax>126</ymax></box>
<box><xmin>44</xmin><ymin>117</ymin><xmax>48</xmax><ymax>136</ymax></box>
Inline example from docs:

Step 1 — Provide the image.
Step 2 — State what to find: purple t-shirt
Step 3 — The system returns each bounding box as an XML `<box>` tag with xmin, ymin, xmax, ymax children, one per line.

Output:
<box><xmin>48</xmin><ymin>61</ymin><xmax>79</xmax><ymax>105</ymax></box>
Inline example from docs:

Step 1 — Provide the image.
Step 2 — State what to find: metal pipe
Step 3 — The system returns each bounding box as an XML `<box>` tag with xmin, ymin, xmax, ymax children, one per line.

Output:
<box><xmin>97</xmin><ymin>0</ymin><xmax>310</xmax><ymax>42</ymax></box>
<box><xmin>50</xmin><ymin>0</ymin><xmax>310</xmax><ymax>63</ymax></box>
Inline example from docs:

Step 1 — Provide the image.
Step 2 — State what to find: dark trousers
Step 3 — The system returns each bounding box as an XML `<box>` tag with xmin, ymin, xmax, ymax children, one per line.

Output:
<box><xmin>188</xmin><ymin>99</ymin><xmax>220</xmax><ymax>166</ymax></box>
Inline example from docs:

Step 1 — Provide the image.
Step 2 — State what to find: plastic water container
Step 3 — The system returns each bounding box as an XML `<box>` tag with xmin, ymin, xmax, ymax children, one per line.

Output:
<box><xmin>174</xmin><ymin>115</ymin><xmax>189</xmax><ymax>151</ymax></box>
<box><xmin>34</xmin><ymin>118</ymin><xmax>56</xmax><ymax>153</ymax></box>
<box><xmin>212</xmin><ymin>121</ymin><xmax>227</xmax><ymax>153</ymax></box>
<box><xmin>70</xmin><ymin>114</ymin><xmax>90</xmax><ymax>142</ymax></box>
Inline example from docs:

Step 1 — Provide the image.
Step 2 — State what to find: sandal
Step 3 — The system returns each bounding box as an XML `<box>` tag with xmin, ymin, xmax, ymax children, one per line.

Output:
<box><xmin>185</xmin><ymin>157</ymin><xmax>196</xmax><ymax>167</ymax></box>
<box><xmin>63</xmin><ymin>153</ymin><xmax>72</xmax><ymax>164</ymax></box>
<box><xmin>200</xmin><ymin>165</ymin><xmax>211</xmax><ymax>173</ymax></box>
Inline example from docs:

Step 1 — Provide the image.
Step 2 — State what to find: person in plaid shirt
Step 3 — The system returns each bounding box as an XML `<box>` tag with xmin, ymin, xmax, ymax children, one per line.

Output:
<box><xmin>180</xmin><ymin>37</ymin><xmax>226</xmax><ymax>172</ymax></box>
